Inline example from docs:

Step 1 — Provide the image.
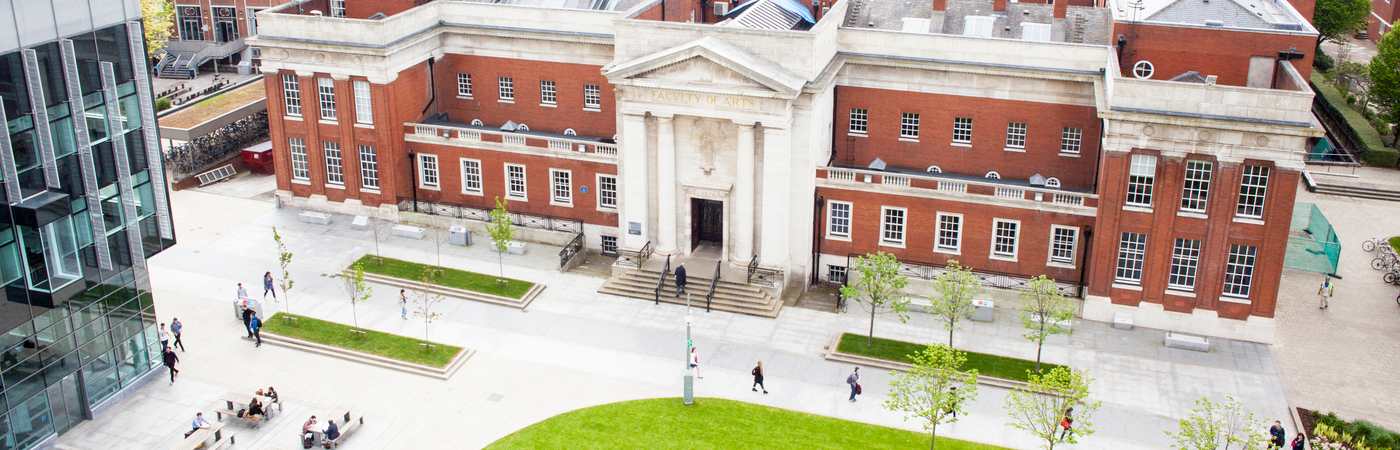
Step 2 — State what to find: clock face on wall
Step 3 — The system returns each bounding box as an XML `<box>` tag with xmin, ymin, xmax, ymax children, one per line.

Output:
<box><xmin>215</xmin><ymin>7</ymin><xmax>234</xmax><ymax>18</ymax></box>
<box><xmin>181</xmin><ymin>6</ymin><xmax>199</xmax><ymax>17</ymax></box>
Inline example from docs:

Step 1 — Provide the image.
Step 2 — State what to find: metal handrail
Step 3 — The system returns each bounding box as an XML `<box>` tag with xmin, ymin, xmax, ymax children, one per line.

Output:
<box><xmin>705</xmin><ymin>259</ymin><xmax>721</xmax><ymax>313</ymax></box>
<box><xmin>746</xmin><ymin>254</ymin><xmax>760</xmax><ymax>284</ymax></box>
<box><xmin>655</xmin><ymin>254</ymin><xmax>671</xmax><ymax>305</ymax></box>
<box><xmin>558</xmin><ymin>231</ymin><xmax>584</xmax><ymax>271</ymax></box>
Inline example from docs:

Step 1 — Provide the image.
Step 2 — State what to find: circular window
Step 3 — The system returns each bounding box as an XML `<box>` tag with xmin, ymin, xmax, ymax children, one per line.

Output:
<box><xmin>985</xmin><ymin>171</ymin><xmax>1001</xmax><ymax>180</ymax></box>
<box><xmin>1132</xmin><ymin>60</ymin><xmax>1154</xmax><ymax>79</ymax></box>
<box><xmin>517</xmin><ymin>124</ymin><xmax>529</xmax><ymax>132</ymax></box>
<box><xmin>1046</xmin><ymin>177</ymin><xmax>1062</xmax><ymax>189</ymax></box>
<box><xmin>564</xmin><ymin>128</ymin><xmax>577</xmax><ymax>136</ymax></box>
<box><xmin>926</xmin><ymin>165</ymin><xmax>942</xmax><ymax>174</ymax></box>
<box><xmin>470</xmin><ymin>119</ymin><xmax>484</xmax><ymax>126</ymax></box>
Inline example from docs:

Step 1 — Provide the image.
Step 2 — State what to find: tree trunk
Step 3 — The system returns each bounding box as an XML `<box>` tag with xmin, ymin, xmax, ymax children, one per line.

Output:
<box><xmin>947</xmin><ymin>321</ymin><xmax>955</xmax><ymax>348</ymax></box>
<box><xmin>930</xmin><ymin>426</ymin><xmax>938</xmax><ymax>450</ymax></box>
<box><xmin>498</xmin><ymin>252</ymin><xmax>504</xmax><ymax>279</ymax></box>
<box><xmin>1035</xmin><ymin>342</ymin><xmax>1043</xmax><ymax>373</ymax></box>
<box><xmin>867</xmin><ymin>305</ymin><xmax>876</xmax><ymax>348</ymax></box>
<box><xmin>351</xmin><ymin>300</ymin><xmax>359</xmax><ymax>330</ymax></box>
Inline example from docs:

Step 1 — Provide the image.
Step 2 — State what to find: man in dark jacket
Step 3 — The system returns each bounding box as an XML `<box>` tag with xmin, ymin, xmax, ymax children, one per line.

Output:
<box><xmin>324</xmin><ymin>419</ymin><xmax>341</xmax><ymax>444</ymax></box>
<box><xmin>674</xmin><ymin>264</ymin><xmax>687</xmax><ymax>297</ymax></box>
<box><xmin>250</xmin><ymin>312</ymin><xmax>263</xmax><ymax>347</ymax></box>
<box><xmin>1268</xmin><ymin>421</ymin><xmax>1286</xmax><ymax>449</ymax></box>
<box><xmin>163</xmin><ymin>349</ymin><xmax>180</xmax><ymax>383</ymax></box>
<box><xmin>242</xmin><ymin>303</ymin><xmax>254</xmax><ymax>337</ymax></box>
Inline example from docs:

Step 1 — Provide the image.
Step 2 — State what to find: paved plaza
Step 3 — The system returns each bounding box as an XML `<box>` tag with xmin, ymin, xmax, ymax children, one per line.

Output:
<box><xmin>56</xmin><ymin>173</ymin><xmax>1301</xmax><ymax>449</ymax></box>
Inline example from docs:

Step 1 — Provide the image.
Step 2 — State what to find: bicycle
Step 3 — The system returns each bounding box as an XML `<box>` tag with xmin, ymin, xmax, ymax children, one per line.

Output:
<box><xmin>1373</xmin><ymin>252</ymin><xmax>1398</xmax><ymax>271</ymax></box>
<box><xmin>1362</xmin><ymin>237</ymin><xmax>1385</xmax><ymax>252</ymax></box>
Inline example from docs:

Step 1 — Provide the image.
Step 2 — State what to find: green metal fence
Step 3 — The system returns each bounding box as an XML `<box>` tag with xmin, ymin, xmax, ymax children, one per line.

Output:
<box><xmin>1286</xmin><ymin>202</ymin><xmax>1341</xmax><ymax>274</ymax></box>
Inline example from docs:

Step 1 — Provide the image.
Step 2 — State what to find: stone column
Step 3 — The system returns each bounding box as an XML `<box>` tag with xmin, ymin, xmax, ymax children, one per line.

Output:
<box><xmin>656</xmin><ymin>115</ymin><xmax>678</xmax><ymax>254</ymax></box>
<box><xmin>759</xmin><ymin>126</ymin><xmax>789</xmax><ymax>267</ymax></box>
<box><xmin>732</xmin><ymin>121</ymin><xmax>755</xmax><ymax>263</ymax></box>
<box><xmin>620</xmin><ymin>113</ymin><xmax>650</xmax><ymax>250</ymax></box>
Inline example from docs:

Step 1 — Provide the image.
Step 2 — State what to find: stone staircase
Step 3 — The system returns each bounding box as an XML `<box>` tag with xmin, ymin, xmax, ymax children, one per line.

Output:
<box><xmin>599</xmin><ymin>267</ymin><xmax>782</xmax><ymax>318</ymax></box>
<box><xmin>1306</xmin><ymin>171</ymin><xmax>1400</xmax><ymax>202</ymax></box>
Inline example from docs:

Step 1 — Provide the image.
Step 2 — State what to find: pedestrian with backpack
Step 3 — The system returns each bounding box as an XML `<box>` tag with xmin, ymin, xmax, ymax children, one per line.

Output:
<box><xmin>846</xmin><ymin>367</ymin><xmax>861</xmax><ymax>402</ymax></box>
<box><xmin>751</xmin><ymin>361</ymin><xmax>768</xmax><ymax>394</ymax></box>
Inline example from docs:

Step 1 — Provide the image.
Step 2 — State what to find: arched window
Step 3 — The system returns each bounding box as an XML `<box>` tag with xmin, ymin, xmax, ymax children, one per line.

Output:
<box><xmin>926</xmin><ymin>165</ymin><xmax>942</xmax><ymax>174</ymax></box>
<box><xmin>985</xmin><ymin>171</ymin><xmax>1001</xmax><ymax>180</ymax></box>
<box><xmin>517</xmin><ymin>124</ymin><xmax>529</xmax><ymax>132</ymax></box>
<box><xmin>1132</xmin><ymin>60</ymin><xmax>1154</xmax><ymax>79</ymax></box>
<box><xmin>470</xmin><ymin>119</ymin><xmax>484</xmax><ymax>126</ymax></box>
<box><xmin>564</xmin><ymin>128</ymin><xmax>577</xmax><ymax>136</ymax></box>
<box><xmin>1046</xmin><ymin>177</ymin><xmax>1062</xmax><ymax>188</ymax></box>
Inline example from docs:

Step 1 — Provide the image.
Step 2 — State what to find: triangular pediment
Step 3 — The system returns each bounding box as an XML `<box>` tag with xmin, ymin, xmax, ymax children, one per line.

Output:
<box><xmin>604</xmin><ymin>37</ymin><xmax>804</xmax><ymax>98</ymax></box>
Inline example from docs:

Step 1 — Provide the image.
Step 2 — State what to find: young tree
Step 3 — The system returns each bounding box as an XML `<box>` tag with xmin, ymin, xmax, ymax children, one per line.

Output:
<box><xmin>486</xmin><ymin>197</ymin><xmax>515</xmax><ymax>280</ymax></box>
<box><xmin>1314</xmin><ymin>0</ymin><xmax>1370</xmax><ymax>45</ymax></box>
<box><xmin>1166</xmin><ymin>396</ymin><xmax>1269</xmax><ymax>450</ymax></box>
<box><xmin>272</xmin><ymin>227</ymin><xmax>295</xmax><ymax>314</ymax></box>
<box><xmin>839</xmin><ymin>252</ymin><xmax>911</xmax><ymax>348</ymax></box>
<box><xmin>1004</xmin><ymin>367</ymin><xmax>1101</xmax><ymax>450</ymax></box>
<box><xmin>1019</xmin><ymin>276</ymin><xmax>1075</xmax><ymax>372</ymax></box>
<box><xmin>413</xmin><ymin>270</ymin><xmax>447</xmax><ymax>346</ymax></box>
<box><xmin>1371</xmin><ymin>29</ymin><xmax>1400</xmax><ymax>128</ymax></box>
<box><xmin>139</xmin><ymin>0</ymin><xmax>174</xmax><ymax>59</ymax></box>
<box><xmin>344</xmin><ymin>262</ymin><xmax>373</xmax><ymax>331</ymax></box>
<box><xmin>928</xmin><ymin>261</ymin><xmax>982</xmax><ymax>347</ymax></box>
<box><xmin>884</xmin><ymin>344</ymin><xmax>979</xmax><ymax>450</ymax></box>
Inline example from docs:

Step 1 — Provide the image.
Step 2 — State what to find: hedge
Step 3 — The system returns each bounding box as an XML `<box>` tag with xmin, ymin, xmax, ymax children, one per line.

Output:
<box><xmin>1310</xmin><ymin>73</ymin><xmax>1400</xmax><ymax>167</ymax></box>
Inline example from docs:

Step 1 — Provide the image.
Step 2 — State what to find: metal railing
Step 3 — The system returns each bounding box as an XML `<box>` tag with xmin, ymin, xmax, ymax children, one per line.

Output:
<box><xmin>617</xmin><ymin>241</ymin><xmax>653</xmax><ymax>268</ymax></box>
<box><xmin>655</xmin><ymin>254</ymin><xmax>672</xmax><ymax>305</ymax></box>
<box><xmin>558</xmin><ymin>231</ymin><xmax>585</xmax><ymax>271</ymax></box>
<box><xmin>746</xmin><ymin>254</ymin><xmax>760</xmax><ymax>284</ymax></box>
<box><xmin>705</xmin><ymin>259</ymin><xmax>721</xmax><ymax>313</ymax></box>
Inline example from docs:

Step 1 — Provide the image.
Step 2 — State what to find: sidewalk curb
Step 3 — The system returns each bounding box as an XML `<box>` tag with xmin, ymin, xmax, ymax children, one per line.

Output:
<box><xmin>820</xmin><ymin>334</ymin><xmax>1033</xmax><ymax>392</ymax></box>
<box><xmin>254</xmin><ymin>330</ymin><xmax>475</xmax><ymax>380</ymax></box>
<box><xmin>348</xmin><ymin>270</ymin><xmax>544</xmax><ymax>311</ymax></box>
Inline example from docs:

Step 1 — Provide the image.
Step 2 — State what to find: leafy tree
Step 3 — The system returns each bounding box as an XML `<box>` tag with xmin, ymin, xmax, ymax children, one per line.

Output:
<box><xmin>884</xmin><ymin>344</ymin><xmax>979</xmax><ymax>450</ymax></box>
<box><xmin>272</xmin><ymin>227</ymin><xmax>295</xmax><ymax>314</ymax></box>
<box><xmin>1314</xmin><ymin>0</ymin><xmax>1370</xmax><ymax>45</ymax></box>
<box><xmin>1019</xmin><ymin>276</ymin><xmax>1075</xmax><ymax>372</ymax></box>
<box><xmin>413</xmin><ymin>269</ymin><xmax>447</xmax><ymax>347</ymax></box>
<box><xmin>928</xmin><ymin>260</ymin><xmax>981</xmax><ymax>347</ymax></box>
<box><xmin>344</xmin><ymin>262</ymin><xmax>373</xmax><ymax>331</ymax></box>
<box><xmin>1166</xmin><ymin>396</ymin><xmax>1269</xmax><ymax>450</ymax></box>
<box><xmin>1371</xmin><ymin>28</ymin><xmax>1400</xmax><ymax>127</ymax></box>
<box><xmin>140</xmin><ymin>0</ymin><xmax>175</xmax><ymax>59</ymax></box>
<box><xmin>486</xmin><ymin>197</ymin><xmax>514</xmax><ymax>280</ymax></box>
<box><xmin>839</xmin><ymin>252</ymin><xmax>911</xmax><ymax>347</ymax></box>
<box><xmin>1004</xmin><ymin>367</ymin><xmax>1101</xmax><ymax>450</ymax></box>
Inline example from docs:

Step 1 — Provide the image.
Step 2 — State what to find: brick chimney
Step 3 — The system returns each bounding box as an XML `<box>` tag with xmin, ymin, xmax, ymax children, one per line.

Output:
<box><xmin>1054</xmin><ymin>0</ymin><xmax>1069</xmax><ymax>18</ymax></box>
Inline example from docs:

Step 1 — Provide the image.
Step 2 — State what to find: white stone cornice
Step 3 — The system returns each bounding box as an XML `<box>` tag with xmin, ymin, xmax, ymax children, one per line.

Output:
<box><xmin>330</xmin><ymin>73</ymin><xmax>350</xmax><ymax>81</ymax></box>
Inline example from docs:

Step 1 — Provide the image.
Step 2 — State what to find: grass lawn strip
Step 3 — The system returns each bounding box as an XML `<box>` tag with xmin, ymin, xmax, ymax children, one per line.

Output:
<box><xmin>1389</xmin><ymin>236</ymin><xmax>1400</xmax><ymax>254</ymax></box>
<box><xmin>262</xmin><ymin>313</ymin><xmax>461</xmax><ymax>368</ymax></box>
<box><xmin>837</xmin><ymin>333</ymin><xmax>1063</xmax><ymax>383</ymax></box>
<box><xmin>487</xmin><ymin>398</ymin><xmax>1005</xmax><ymax>450</ymax></box>
<box><xmin>354</xmin><ymin>255</ymin><xmax>534</xmax><ymax>300</ymax></box>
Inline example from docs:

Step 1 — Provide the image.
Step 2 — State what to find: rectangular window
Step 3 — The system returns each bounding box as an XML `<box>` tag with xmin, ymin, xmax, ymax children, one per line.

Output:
<box><xmin>1168</xmin><ymin>238</ymin><xmax>1202</xmax><ymax>291</ymax></box>
<box><xmin>1005</xmin><ymin>122</ymin><xmax>1027</xmax><ymax>149</ymax></box>
<box><xmin>597</xmin><ymin>174</ymin><xmax>618</xmax><ymax>210</ymax></box>
<box><xmin>1223</xmin><ymin>244</ymin><xmax>1258</xmax><ymax>298</ymax></box>
<box><xmin>827</xmin><ymin>201</ymin><xmax>852</xmax><ymax>239</ymax></box>
<box><xmin>1049</xmin><ymin>226</ymin><xmax>1078</xmax><ymax>266</ymax></box>
<box><xmin>323</xmin><ymin>141</ymin><xmax>344</xmax><ymax>186</ymax></box>
<box><xmin>460</xmin><ymin>158</ymin><xmax>482</xmax><ymax>195</ymax></box>
<box><xmin>601</xmin><ymin>235</ymin><xmax>619</xmax><ymax>255</ymax></box>
<box><xmin>550</xmin><ymin>169</ymin><xmax>572</xmax><ymax>205</ymax></box>
<box><xmin>1236</xmin><ymin>165</ymin><xmax>1270</xmax><ymax>219</ymax></box>
<box><xmin>1060</xmin><ymin>127</ymin><xmax>1082</xmax><ymax>154</ymax></box>
<box><xmin>1126</xmin><ymin>154</ymin><xmax>1157</xmax><ymax>208</ymax></box>
<box><xmin>1180</xmin><ymin>160</ymin><xmax>1212</xmax><ymax>213</ymax></box>
<box><xmin>900</xmin><ymin>112</ymin><xmax>920</xmax><ymax>139</ymax></box>
<box><xmin>282</xmin><ymin>74</ymin><xmax>301</xmax><ymax>117</ymax></box>
<box><xmin>418</xmin><ymin>154</ymin><xmax>439</xmax><ymax>189</ymax></box>
<box><xmin>991</xmin><ymin>219</ymin><xmax>1020</xmax><ymax>261</ymax></box>
<box><xmin>540</xmin><ymin>80</ymin><xmax>557</xmax><ymax>105</ymax></box>
<box><xmin>936</xmin><ymin>213</ymin><xmax>962</xmax><ymax>254</ymax></box>
<box><xmin>330</xmin><ymin>0</ymin><xmax>346</xmax><ymax>17</ymax></box>
<box><xmin>457</xmin><ymin>73</ymin><xmax>473</xmax><ymax>98</ymax></box>
<box><xmin>317</xmin><ymin>78</ymin><xmax>337</xmax><ymax>121</ymax></box>
<box><xmin>584</xmin><ymin>84</ymin><xmax>602</xmax><ymax>110</ymax></box>
<box><xmin>506</xmin><ymin>164</ymin><xmax>527</xmax><ymax>200</ymax></box>
<box><xmin>289</xmin><ymin>138</ymin><xmax>309</xmax><ymax>181</ymax></box>
<box><xmin>849</xmin><ymin>108</ymin><xmax>868</xmax><ymax>134</ymax></box>
<box><xmin>880</xmin><ymin>207</ymin><xmax>906</xmax><ymax>247</ymax></box>
<box><xmin>358</xmin><ymin>145</ymin><xmax>379</xmax><ymax>190</ymax></box>
<box><xmin>1115</xmin><ymin>232</ymin><xmax>1148</xmax><ymax>284</ymax></box>
<box><xmin>498</xmin><ymin>76</ymin><xmax>514</xmax><ymax>102</ymax></box>
<box><xmin>952</xmin><ymin>117</ymin><xmax>973</xmax><ymax>144</ymax></box>
<box><xmin>353</xmin><ymin>80</ymin><xmax>372</xmax><ymax>125</ymax></box>
<box><xmin>827</xmin><ymin>264</ymin><xmax>848</xmax><ymax>284</ymax></box>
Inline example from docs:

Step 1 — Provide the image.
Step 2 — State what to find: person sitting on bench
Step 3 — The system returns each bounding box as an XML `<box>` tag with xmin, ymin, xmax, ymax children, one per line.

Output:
<box><xmin>188</xmin><ymin>412</ymin><xmax>211</xmax><ymax>436</ymax></box>
<box><xmin>265</xmin><ymin>386</ymin><xmax>279</xmax><ymax>403</ymax></box>
<box><xmin>323</xmin><ymin>419</ymin><xmax>340</xmax><ymax>443</ymax></box>
<box><xmin>247</xmin><ymin>398</ymin><xmax>265</xmax><ymax>418</ymax></box>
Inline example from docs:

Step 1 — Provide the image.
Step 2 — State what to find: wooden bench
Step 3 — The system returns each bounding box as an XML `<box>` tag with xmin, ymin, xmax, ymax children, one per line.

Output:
<box><xmin>1164</xmin><ymin>331</ymin><xmax>1210</xmax><ymax>352</ymax></box>
<box><xmin>322</xmin><ymin>411</ymin><xmax>365</xmax><ymax>449</ymax></box>
<box><xmin>392</xmin><ymin>224</ymin><xmax>425</xmax><ymax>239</ymax></box>
<box><xmin>1112</xmin><ymin>312</ymin><xmax>1135</xmax><ymax>330</ymax></box>
<box><xmin>299</xmin><ymin>211</ymin><xmax>331</xmax><ymax>225</ymax></box>
<box><xmin>215</xmin><ymin>397</ymin><xmax>279</xmax><ymax>427</ymax></box>
<box><xmin>178</xmin><ymin>422</ymin><xmax>229</xmax><ymax>450</ymax></box>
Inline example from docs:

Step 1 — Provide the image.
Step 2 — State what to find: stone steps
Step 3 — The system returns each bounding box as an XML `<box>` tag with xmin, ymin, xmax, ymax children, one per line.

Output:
<box><xmin>598</xmin><ymin>268</ymin><xmax>781</xmax><ymax>318</ymax></box>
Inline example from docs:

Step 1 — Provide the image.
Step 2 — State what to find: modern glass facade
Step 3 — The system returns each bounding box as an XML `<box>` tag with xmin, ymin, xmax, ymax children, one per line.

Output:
<box><xmin>0</xmin><ymin>2</ymin><xmax>176</xmax><ymax>448</ymax></box>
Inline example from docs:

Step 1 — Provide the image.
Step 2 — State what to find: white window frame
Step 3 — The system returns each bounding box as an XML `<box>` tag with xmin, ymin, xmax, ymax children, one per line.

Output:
<box><xmin>282</xmin><ymin>74</ymin><xmax>301</xmax><ymax>117</ymax></box>
<box><xmin>899</xmin><ymin>112</ymin><xmax>920</xmax><ymax>140</ymax></box>
<box><xmin>417</xmin><ymin>153</ymin><xmax>439</xmax><ymax>190</ymax></box>
<box><xmin>879</xmin><ymin>206</ymin><xmax>907</xmax><ymax>248</ymax></box>
<box><xmin>1133</xmin><ymin>60</ymin><xmax>1155</xmax><ymax>79</ymax></box>
<box><xmin>583</xmin><ymin>84</ymin><xmax>602</xmax><ymax>111</ymax></box>
<box><xmin>459</xmin><ymin>158</ymin><xmax>483</xmax><ymax>196</ymax></box>
<box><xmin>1005</xmin><ymin>121</ymin><xmax>1027</xmax><ymax>150</ymax></box>
<box><xmin>1115</xmin><ymin>232</ymin><xmax>1148</xmax><ymax>285</ymax></box>
<box><xmin>352</xmin><ymin>80</ymin><xmax>372</xmax><ymax>126</ymax></box>
<box><xmin>323</xmin><ymin>141</ymin><xmax>344</xmax><ymax>186</ymax></box>
<box><xmin>457</xmin><ymin>73</ymin><xmax>473</xmax><ymax>98</ymax></box>
<box><xmin>1180</xmin><ymin>160</ymin><xmax>1212</xmax><ymax>214</ymax></box>
<box><xmin>935</xmin><ymin>212</ymin><xmax>962</xmax><ymax>255</ymax></box>
<box><xmin>826</xmin><ymin>201</ymin><xmax>852</xmax><ymax>241</ymax></box>
<box><xmin>990</xmin><ymin>219</ymin><xmax>1020</xmax><ymax>261</ymax></box>
<box><xmin>330</xmin><ymin>0</ymin><xmax>346</xmax><ymax>17</ymax></box>
<box><xmin>358</xmin><ymin>145</ymin><xmax>378</xmax><ymax>191</ymax></box>
<box><xmin>1168</xmin><ymin>238</ymin><xmax>1202</xmax><ymax>291</ymax></box>
<box><xmin>1236</xmin><ymin>165</ymin><xmax>1270</xmax><ymax>219</ymax></box>
<box><xmin>1222</xmin><ymin>244</ymin><xmax>1257</xmax><ymax>300</ymax></box>
<box><xmin>597</xmin><ymin>174</ymin><xmax>618</xmax><ymax>211</ymax></box>
<box><xmin>539</xmin><ymin>80</ymin><xmax>557</xmax><ymax>106</ymax></box>
<box><xmin>1060</xmin><ymin>127</ymin><xmax>1082</xmax><ymax>155</ymax></box>
<box><xmin>289</xmin><ymin>138</ymin><xmax>309</xmax><ymax>182</ymax></box>
<box><xmin>316</xmin><ymin>77</ymin><xmax>337</xmax><ymax>122</ymax></box>
<box><xmin>550</xmin><ymin>169</ymin><xmax>573</xmax><ymax>206</ymax></box>
<box><xmin>505</xmin><ymin>163</ymin><xmax>527</xmax><ymax>201</ymax></box>
<box><xmin>498</xmin><ymin>76</ymin><xmax>514</xmax><ymax>102</ymax></box>
<box><xmin>952</xmin><ymin>117</ymin><xmax>973</xmax><ymax>145</ymax></box>
<box><xmin>1126</xmin><ymin>154</ymin><xmax>1157</xmax><ymax>209</ymax></box>
<box><xmin>849</xmin><ymin>108</ymin><xmax>868</xmax><ymax>135</ymax></box>
<box><xmin>1048</xmin><ymin>225</ymin><xmax>1078</xmax><ymax>267</ymax></box>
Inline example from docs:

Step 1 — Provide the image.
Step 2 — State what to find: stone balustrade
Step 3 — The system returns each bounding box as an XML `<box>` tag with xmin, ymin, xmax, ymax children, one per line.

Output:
<box><xmin>405</xmin><ymin>122</ymin><xmax>618</xmax><ymax>162</ymax></box>
<box><xmin>818</xmin><ymin>167</ymin><xmax>1097</xmax><ymax>214</ymax></box>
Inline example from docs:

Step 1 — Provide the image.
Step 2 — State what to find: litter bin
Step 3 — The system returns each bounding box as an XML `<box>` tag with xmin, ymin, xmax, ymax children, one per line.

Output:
<box><xmin>449</xmin><ymin>225</ymin><xmax>471</xmax><ymax>246</ymax></box>
<box><xmin>970</xmin><ymin>298</ymin><xmax>995</xmax><ymax>322</ymax></box>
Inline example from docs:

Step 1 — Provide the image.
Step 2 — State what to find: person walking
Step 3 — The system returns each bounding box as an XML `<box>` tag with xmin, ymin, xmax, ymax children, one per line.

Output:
<box><xmin>1317</xmin><ymin>277</ymin><xmax>1334</xmax><ymax>310</ymax></box>
<box><xmin>674</xmin><ymin>264</ymin><xmax>688</xmax><ymax>297</ymax></box>
<box><xmin>242</xmin><ymin>302</ymin><xmax>255</xmax><ymax>338</ymax></box>
<box><xmin>162</xmin><ymin>348</ymin><xmax>180</xmax><ymax>384</ymax></box>
<box><xmin>249</xmin><ymin>312</ymin><xmax>263</xmax><ymax>348</ymax></box>
<box><xmin>689</xmin><ymin>346</ymin><xmax>702</xmax><ymax>379</ymax></box>
<box><xmin>1268</xmin><ymin>420</ymin><xmax>1286</xmax><ymax>449</ymax></box>
<box><xmin>751</xmin><ymin>361</ymin><xmax>768</xmax><ymax>394</ymax></box>
<box><xmin>263</xmin><ymin>271</ymin><xmax>277</xmax><ymax>300</ymax></box>
<box><xmin>159</xmin><ymin>323</ymin><xmax>171</xmax><ymax>351</ymax></box>
<box><xmin>947</xmin><ymin>386</ymin><xmax>959</xmax><ymax>418</ymax></box>
<box><xmin>171</xmin><ymin>318</ymin><xmax>186</xmax><ymax>352</ymax></box>
<box><xmin>400</xmin><ymin>289</ymin><xmax>408</xmax><ymax>320</ymax></box>
<box><xmin>1059</xmin><ymin>406</ymin><xmax>1074</xmax><ymax>439</ymax></box>
<box><xmin>846</xmin><ymin>367</ymin><xmax>860</xmax><ymax>402</ymax></box>
<box><xmin>1290</xmin><ymin>432</ymin><xmax>1305</xmax><ymax>450</ymax></box>
<box><xmin>236</xmin><ymin>282</ymin><xmax>249</xmax><ymax>301</ymax></box>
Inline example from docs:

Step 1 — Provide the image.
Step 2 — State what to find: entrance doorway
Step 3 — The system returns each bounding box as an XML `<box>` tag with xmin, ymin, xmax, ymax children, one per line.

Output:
<box><xmin>213</xmin><ymin>7</ymin><xmax>239</xmax><ymax>43</ymax></box>
<box><xmin>690</xmin><ymin>198</ymin><xmax>723</xmax><ymax>250</ymax></box>
<box><xmin>178</xmin><ymin>6</ymin><xmax>203</xmax><ymax>41</ymax></box>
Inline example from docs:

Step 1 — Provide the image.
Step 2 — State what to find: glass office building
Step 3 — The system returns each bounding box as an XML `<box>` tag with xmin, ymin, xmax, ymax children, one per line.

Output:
<box><xmin>0</xmin><ymin>1</ymin><xmax>176</xmax><ymax>448</ymax></box>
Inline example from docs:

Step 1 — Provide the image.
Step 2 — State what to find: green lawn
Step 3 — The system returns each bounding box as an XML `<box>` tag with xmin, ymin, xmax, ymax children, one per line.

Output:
<box><xmin>261</xmin><ymin>313</ymin><xmax>462</xmax><ymax>368</ymax></box>
<box><xmin>487</xmin><ymin>398</ymin><xmax>1005</xmax><ymax>450</ymax></box>
<box><xmin>837</xmin><ymin>333</ymin><xmax>1063</xmax><ymax>383</ymax></box>
<box><xmin>353</xmin><ymin>255</ymin><xmax>534</xmax><ymax>299</ymax></box>
<box><xmin>1390</xmin><ymin>236</ymin><xmax>1400</xmax><ymax>254</ymax></box>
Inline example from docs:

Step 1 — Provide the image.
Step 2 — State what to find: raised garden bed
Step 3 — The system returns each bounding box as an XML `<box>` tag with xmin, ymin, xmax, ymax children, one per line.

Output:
<box><xmin>1297</xmin><ymin>407</ymin><xmax>1400</xmax><ymax>449</ymax></box>
<box><xmin>830</xmin><ymin>333</ymin><xmax>1065</xmax><ymax>384</ymax></box>
<box><xmin>261</xmin><ymin>313</ymin><xmax>462</xmax><ymax>368</ymax></box>
<box><xmin>355</xmin><ymin>255</ymin><xmax>534</xmax><ymax>299</ymax></box>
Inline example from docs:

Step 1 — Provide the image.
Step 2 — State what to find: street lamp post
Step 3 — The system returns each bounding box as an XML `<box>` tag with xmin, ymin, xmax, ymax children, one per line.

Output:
<box><xmin>683</xmin><ymin>292</ymin><xmax>694</xmax><ymax>406</ymax></box>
